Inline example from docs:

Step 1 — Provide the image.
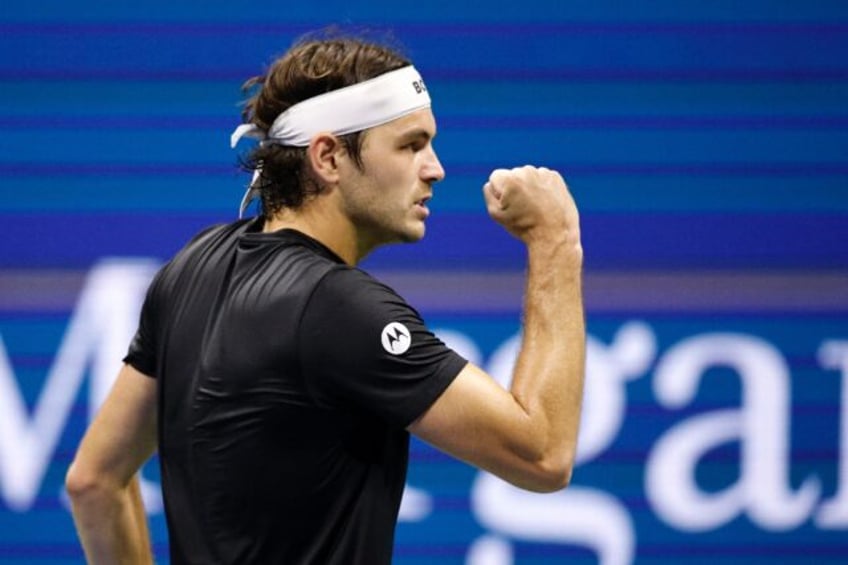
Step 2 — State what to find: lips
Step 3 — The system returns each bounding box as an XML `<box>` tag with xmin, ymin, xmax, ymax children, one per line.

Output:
<box><xmin>414</xmin><ymin>195</ymin><xmax>431</xmax><ymax>218</ymax></box>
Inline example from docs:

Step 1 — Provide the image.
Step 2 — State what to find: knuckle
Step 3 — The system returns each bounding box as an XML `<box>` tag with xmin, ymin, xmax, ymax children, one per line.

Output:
<box><xmin>489</xmin><ymin>168</ymin><xmax>509</xmax><ymax>182</ymax></box>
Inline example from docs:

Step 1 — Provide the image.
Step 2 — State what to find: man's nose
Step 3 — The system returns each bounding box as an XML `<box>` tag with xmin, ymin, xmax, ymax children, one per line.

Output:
<box><xmin>422</xmin><ymin>147</ymin><xmax>446</xmax><ymax>183</ymax></box>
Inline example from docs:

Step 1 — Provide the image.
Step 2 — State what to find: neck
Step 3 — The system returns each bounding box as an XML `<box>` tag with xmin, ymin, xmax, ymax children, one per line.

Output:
<box><xmin>263</xmin><ymin>197</ymin><xmax>369</xmax><ymax>266</ymax></box>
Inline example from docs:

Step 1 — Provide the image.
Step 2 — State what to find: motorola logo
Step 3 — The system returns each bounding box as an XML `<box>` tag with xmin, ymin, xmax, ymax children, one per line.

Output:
<box><xmin>381</xmin><ymin>322</ymin><xmax>411</xmax><ymax>355</ymax></box>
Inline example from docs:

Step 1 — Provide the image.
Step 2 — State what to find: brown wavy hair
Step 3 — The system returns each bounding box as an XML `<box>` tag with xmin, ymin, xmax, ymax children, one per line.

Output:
<box><xmin>238</xmin><ymin>32</ymin><xmax>411</xmax><ymax>216</ymax></box>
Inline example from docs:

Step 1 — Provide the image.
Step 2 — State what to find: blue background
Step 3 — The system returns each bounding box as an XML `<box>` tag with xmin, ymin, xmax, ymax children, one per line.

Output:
<box><xmin>1</xmin><ymin>1</ymin><xmax>846</xmax><ymax>563</ymax></box>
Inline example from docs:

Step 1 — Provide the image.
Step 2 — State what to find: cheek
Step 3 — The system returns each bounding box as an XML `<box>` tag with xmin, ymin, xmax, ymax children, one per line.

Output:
<box><xmin>375</xmin><ymin>164</ymin><xmax>409</xmax><ymax>193</ymax></box>
<box><xmin>361</xmin><ymin>150</ymin><xmax>417</xmax><ymax>195</ymax></box>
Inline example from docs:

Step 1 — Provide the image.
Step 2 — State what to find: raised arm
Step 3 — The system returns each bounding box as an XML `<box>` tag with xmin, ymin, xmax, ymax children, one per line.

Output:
<box><xmin>66</xmin><ymin>363</ymin><xmax>158</xmax><ymax>564</ymax></box>
<box><xmin>409</xmin><ymin>165</ymin><xmax>585</xmax><ymax>492</ymax></box>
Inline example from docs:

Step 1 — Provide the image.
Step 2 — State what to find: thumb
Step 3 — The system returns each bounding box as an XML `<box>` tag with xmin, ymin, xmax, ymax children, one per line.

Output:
<box><xmin>482</xmin><ymin>182</ymin><xmax>505</xmax><ymax>216</ymax></box>
<box><xmin>483</xmin><ymin>181</ymin><xmax>503</xmax><ymax>204</ymax></box>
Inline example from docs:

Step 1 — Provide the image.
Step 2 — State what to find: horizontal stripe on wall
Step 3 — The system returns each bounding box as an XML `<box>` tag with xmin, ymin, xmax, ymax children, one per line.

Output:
<box><xmin>1</xmin><ymin>269</ymin><xmax>846</xmax><ymax>313</ymax></box>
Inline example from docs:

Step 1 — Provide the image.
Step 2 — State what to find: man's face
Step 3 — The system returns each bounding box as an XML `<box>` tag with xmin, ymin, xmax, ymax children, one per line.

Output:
<box><xmin>337</xmin><ymin>108</ymin><xmax>445</xmax><ymax>250</ymax></box>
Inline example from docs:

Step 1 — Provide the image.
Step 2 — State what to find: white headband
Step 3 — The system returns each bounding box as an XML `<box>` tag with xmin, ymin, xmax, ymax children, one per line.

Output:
<box><xmin>230</xmin><ymin>65</ymin><xmax>431</xmax><ymax>216</ymax></box>
<box><xmin>231</xmin><ymin>65</ymin><xmax>431</xmax><ymax>148</ymax></box>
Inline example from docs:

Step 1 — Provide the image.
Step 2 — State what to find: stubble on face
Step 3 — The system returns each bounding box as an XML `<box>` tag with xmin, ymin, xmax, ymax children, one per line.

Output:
<box><xmin>337</xmin><ymin>110</ymin><xmax>440</xmax><ymax>252</ymax></box>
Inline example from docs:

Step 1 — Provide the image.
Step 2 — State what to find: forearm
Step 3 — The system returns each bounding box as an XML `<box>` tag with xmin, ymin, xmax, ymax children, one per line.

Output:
<box><xmin>510</xmin><ymin>236</ymin><xmax>585</xmax><ymax>480</ymax></box>
<box><xmin>70</xmin><ymin>474</ymin><xmax>153</xmax><ymax>565</ymax></box>
<box><xmin>411</xmin><ymin>166</ymin><xmax>585</xmax><ymax>492</ymax></box>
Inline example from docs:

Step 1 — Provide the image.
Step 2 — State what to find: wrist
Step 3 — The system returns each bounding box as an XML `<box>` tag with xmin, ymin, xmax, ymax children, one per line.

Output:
<box><xmin>526</xmin><ymin>232</ymin><xmax>583</xmax><ymax>268</ymax></box>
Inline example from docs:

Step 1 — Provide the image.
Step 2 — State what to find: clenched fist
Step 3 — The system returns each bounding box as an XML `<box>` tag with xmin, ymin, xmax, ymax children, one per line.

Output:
<box><xmin>483</xmin><ymin>166</ymin><xmax>581</xmax><ymax>255</ymax></box>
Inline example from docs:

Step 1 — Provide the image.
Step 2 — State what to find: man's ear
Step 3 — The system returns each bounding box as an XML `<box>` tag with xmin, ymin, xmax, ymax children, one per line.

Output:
<box><xmin>306</xmin><ymin>133</ymin><xmax>344</xmax><ymax>185</ymax></box>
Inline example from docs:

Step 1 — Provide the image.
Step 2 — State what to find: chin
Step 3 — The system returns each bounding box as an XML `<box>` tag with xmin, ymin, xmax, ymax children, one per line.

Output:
<box><xmin>378</xmin><ymin>219</ymin><xmax>427</xmax><ymax>246</ymax></box>
<box><xmin>403</xmin><ymin>225</ymin><xmax>426</xmax><ymax>243</ymax></box>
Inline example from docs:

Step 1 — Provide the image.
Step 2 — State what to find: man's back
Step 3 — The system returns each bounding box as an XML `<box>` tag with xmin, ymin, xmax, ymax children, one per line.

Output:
<box><xmin>127</xmin><ymin>220</ymin><xmax>461</xmax><ymax>563</ymax></box>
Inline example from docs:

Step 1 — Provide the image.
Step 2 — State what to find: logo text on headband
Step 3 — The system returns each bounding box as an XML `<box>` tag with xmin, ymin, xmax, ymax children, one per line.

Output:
<box><xmin>412</xmin><ymin>80</ymin><xmax>427</xmax><ymax>94</ymax></box>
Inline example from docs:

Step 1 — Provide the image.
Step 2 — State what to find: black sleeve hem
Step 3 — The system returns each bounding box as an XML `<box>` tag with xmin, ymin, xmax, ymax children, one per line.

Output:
<box><xmin>122</xmin><ymin>353</ymin><xmax>157</xmax><ymax>379</ymax></box>
<box><xmin>397</xmin><ymin>354</ymin><xmax>468</xmax><ymax>429</ymax></box>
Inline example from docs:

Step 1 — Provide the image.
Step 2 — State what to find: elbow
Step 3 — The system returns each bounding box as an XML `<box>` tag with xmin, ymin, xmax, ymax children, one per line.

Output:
<box><xmin>500</xmin><ymin>433</ymin><xmax>578</xmax><ymax>492</ymax></box>
<box><xmin>529</xmin><ymin>454</ymin><xmax>574</xmax><ymax>493</ymax></box>
<box><xmin>521</xmin><ymin>431</ymin><xmax>578</xmax><ymax>492</ymax></box>
<box><xmin>504</xmin><ymin>450</ymin><xmax>574</xmax><ymax>493</ymax></box>
<box><xmin>65</xmin><ymin>460</ymin><xmax>93</xmax><ymax>502</ymax></box>
<box><xmin>65</xmin><ymin>459</ymin><xmax>110</xmax><ymax>506</ymax></box>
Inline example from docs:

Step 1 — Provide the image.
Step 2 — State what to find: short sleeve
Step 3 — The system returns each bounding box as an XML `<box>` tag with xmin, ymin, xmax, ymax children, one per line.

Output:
<box><xmin>122</xmin><ymin>223</ymin><xmax>229</xmax><ymax>379</ymax></box>
<box><xmin>123</xmin><ymin>266</ymin><xmax>166</xmax><ymax>378</ymax></box>
<box><xmin>299</xmin><ymin>268</ymin><xmax>466</xmax><ymax>428</ymax></box>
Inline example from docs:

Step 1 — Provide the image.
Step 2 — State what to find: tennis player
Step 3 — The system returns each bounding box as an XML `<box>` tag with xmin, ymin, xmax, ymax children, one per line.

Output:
<box><xmin>66</xmin><ymin>32</ymin><xmax>585</xmax><ymax>564</ymax></box>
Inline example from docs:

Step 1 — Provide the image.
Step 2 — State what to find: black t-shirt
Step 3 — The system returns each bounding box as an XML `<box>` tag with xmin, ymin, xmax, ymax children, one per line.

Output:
<box><xmin>125</xmin><ymin>219</ymin><xmax>466</xmax><ymax>564</ymax></box>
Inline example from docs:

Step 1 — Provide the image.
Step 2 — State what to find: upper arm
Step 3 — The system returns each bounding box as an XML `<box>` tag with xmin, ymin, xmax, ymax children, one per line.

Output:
<box><xmin>68</xmin><ymin>363</ymin><xmax>158</xmax><ymax>489</ymax></box>
<box><xmin>299</xmin><ymin>269</ymin><xmax>464</xmax><ymax>427</ymax></box>
<box><xmin>408</xmin><ymin>362</ymin><xmax>569</xmax><ymax>492</ymax></box>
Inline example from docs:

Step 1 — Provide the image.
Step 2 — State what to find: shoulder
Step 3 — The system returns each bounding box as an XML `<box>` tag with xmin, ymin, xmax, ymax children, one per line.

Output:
<box><xmin>310</xmin><ymin>266</ymin><xmax>416</xmax><ymax>319</ymax></box>
<box><xmin>299</xmin><ymin>267</ymin><xmax>466</xmax><ymax>425</ymax></box>
<box><xmin>301</xmin><ymin>266</ymin><xmax>424</xmax><ymax>352</ymax></box>
<box><xmin>180</xmin><ymin>219</ymin><xmax>253</xmax><ymax>259</ymax></box>
<box><xmin>316</xmin><ymin>266</ymin><xmax>406</xmax><ymax>303</ymax></box>
<box><xmin>159</xmin><ymin>219</ymin><xmax>251</xmax><ymax>276</ymax></box>
<box><xmin>142</xmin><ymin>219</ymin><xmax>251</xmax><ymax>305</ymax></box>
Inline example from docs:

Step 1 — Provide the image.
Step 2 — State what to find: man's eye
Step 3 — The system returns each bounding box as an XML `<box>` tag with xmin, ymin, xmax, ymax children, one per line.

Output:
<box><xmin>402</xmin><ymin>140</ymin><xmax>426</xmax><ymax>152</ymax></box>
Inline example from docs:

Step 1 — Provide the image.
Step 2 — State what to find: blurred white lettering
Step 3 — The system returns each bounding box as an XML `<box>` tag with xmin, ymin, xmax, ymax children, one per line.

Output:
<box><xmin>646</xmin><ymin>333</ymin><xmax>820</xmax><ymax>531</ymax></box>
<box><xmin>816</xmin><ymin>340</ymin><xmax>848</xmax><ymax>527</ymax></box>
<box><xmin>0</xmin><ymin>260</ymin><xmax>157</xmax><ymax>511</ymax></box>
<box><xmin>0</xmin><ymin>263</ymin><xmax>844</xmax><ymax>563</ymax></box>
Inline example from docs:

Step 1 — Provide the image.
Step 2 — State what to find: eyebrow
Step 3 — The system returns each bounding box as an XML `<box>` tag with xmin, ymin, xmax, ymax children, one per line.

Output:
<box><xmin>398</xmin><ymin>128</ymin><xmax>435</xmax><ymax>144</ymax></box>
